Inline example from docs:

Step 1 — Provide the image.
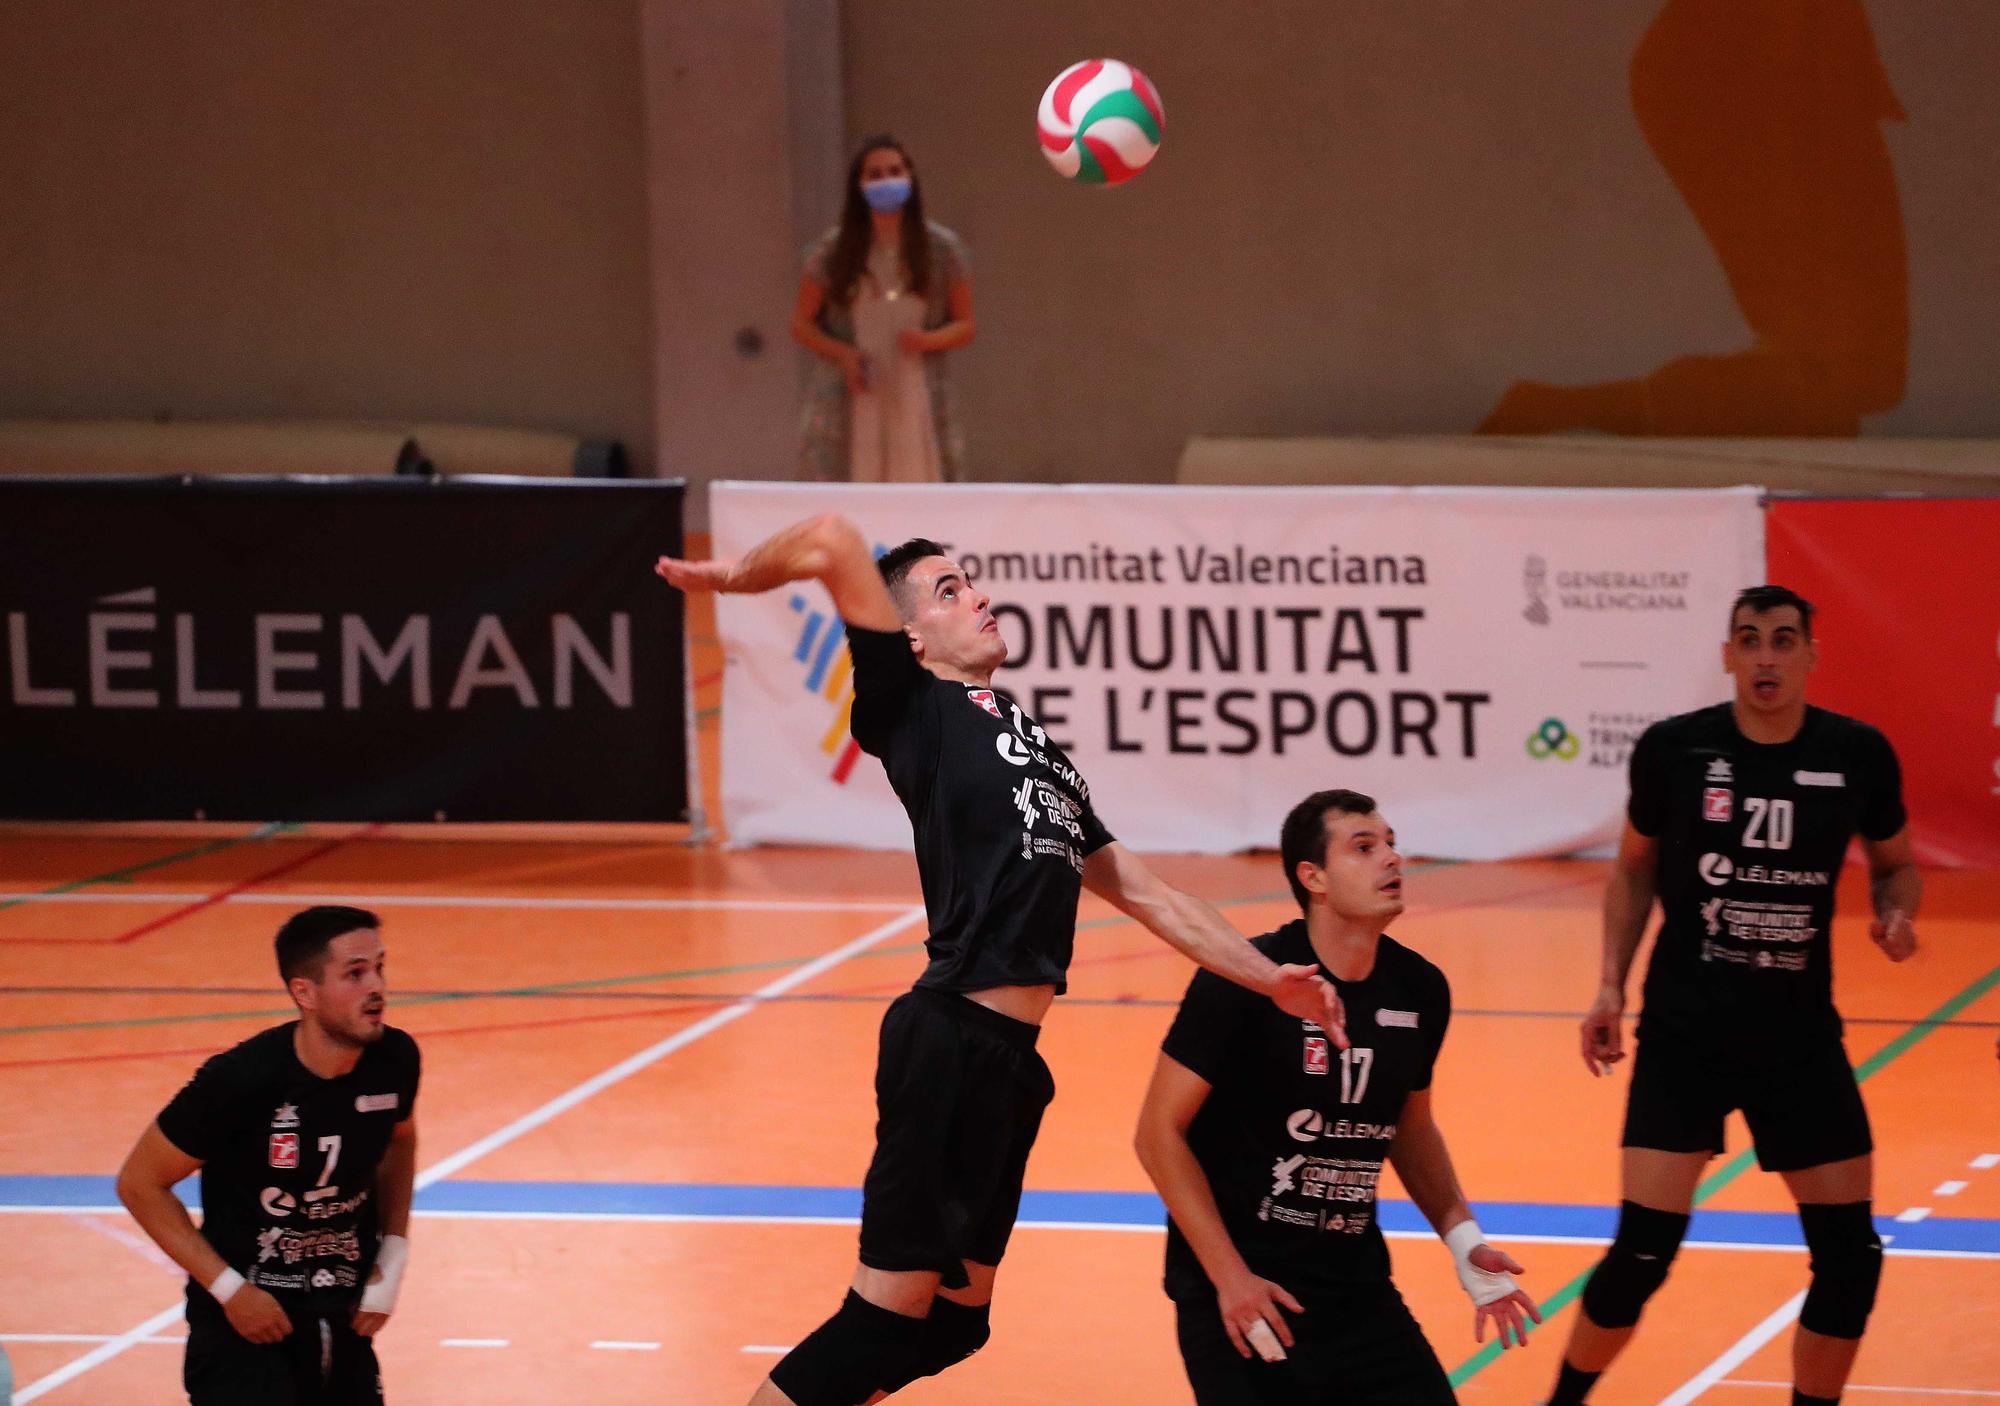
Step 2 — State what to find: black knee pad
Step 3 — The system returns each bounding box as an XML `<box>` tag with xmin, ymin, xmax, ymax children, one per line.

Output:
<box><xmin>1580</xmin><ymin>1200</ymin><xmax>1691</xmax><ymax>1329</ymax></box>
<box><xmin>875</xmin><ymin>1298</ymin><xmax>992</xmax><ymax>1393</ymax></box>
<box><xmin>1798</xmin><ymin>1201</ymin><xmax>1883</xmax><ymax>1339</ymax></box>
<box><xmin>769</xmin><ymin>1291</ymin><xmax>928</xmax><ymax>1406</ymax></box>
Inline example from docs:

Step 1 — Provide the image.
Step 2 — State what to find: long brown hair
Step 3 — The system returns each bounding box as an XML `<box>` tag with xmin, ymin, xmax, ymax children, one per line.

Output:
<box><xmin>823</xmin><ymin>135</ymin><xmax>933</xmax><ymax>310</ymax></box>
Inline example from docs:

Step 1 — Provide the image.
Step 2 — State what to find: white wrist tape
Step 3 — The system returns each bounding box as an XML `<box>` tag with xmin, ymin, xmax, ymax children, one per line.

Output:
<box><xmin>1445</xmin><ymin>1219</ymin><xmax>1519</xmax><ymax>1307</ymax></box>
<box><xmin>359</xmin><ymin>1234</ymin><xmax>408</xmax><ymax>1315</ymax></box>
<box><xmin>207</xmin><ymin>1267</ymin><xmax>246</xmax><ymax>1305</ymax></box>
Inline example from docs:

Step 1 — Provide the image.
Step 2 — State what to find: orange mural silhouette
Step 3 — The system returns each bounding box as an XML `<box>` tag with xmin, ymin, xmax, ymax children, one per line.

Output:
<box><xmin>1481</xmin><ymin>0</ymin><xmax>1908</xmax><ymax>436</ymax></box>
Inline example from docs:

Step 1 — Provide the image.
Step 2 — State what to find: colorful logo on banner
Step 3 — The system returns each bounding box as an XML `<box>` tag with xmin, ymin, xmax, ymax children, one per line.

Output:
<box><xmin>1526</xmin><ymin>717</ymin><xmax>1581</xmax><ymax>761</ymax></box>
<box><xmin>786</xmin><ymin>595</ymin><xmax>863</xmax><ymax>783</ymax></box>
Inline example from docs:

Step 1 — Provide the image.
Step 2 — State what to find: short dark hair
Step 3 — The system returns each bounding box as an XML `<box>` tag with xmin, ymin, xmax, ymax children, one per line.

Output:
<box><xmin>1731</xmin><ymin>584</ymin><xmax>1815</xmax><ymax>639</ymax></box>
<box><xmin>275</xmin><ymin>905</ymin><xmax>379</xmax><ymax>985</ymax></box>
<box><xmin>1279</xmin><ymin>789</ymin><xmax>1380</xmax><ymax>913</ymax></box>
<box><xmin>877</xmin><ymin>537</ymin><xmax>948</xmax><ymax>611</ymax></box>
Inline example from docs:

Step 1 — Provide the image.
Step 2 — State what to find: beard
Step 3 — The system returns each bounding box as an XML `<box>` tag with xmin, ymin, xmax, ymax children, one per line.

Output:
<box><xmin>321</xmin><ymin>1013</ymin><xmax>386</xmax><ymax>1049</ymax></box>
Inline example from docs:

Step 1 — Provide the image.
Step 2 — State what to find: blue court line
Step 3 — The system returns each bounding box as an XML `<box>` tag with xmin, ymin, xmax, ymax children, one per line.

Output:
<box><xmin>7</xmin><ymin>1176</ymin><xmax>1995</xmax><ymax>1256</ymax></box>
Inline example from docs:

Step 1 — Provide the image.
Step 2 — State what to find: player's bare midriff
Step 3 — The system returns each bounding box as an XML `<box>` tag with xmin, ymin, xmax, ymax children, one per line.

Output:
<box><xmin>967</xmin><ymin>983</ymin><xmax>1058</xmax><ymax>1025</ymax></box>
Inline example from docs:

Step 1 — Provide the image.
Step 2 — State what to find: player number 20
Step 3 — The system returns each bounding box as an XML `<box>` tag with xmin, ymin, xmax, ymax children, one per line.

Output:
<box><xmin>1742</xmin><ymin>797</ymin><xmax>1794</xmax><ymax>850</ymax></box>
<box><xmin>1338</xmin><ymin>1047</ymin><xmax>1374</xmax><ymax>1104</ymax></box>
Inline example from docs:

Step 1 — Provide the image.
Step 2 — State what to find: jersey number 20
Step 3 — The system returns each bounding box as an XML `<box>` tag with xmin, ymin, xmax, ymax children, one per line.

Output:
<box><xmin>1742</xmin><ymin>797</ymin><xmax>1794</xmax><ymax>849</ymax></box>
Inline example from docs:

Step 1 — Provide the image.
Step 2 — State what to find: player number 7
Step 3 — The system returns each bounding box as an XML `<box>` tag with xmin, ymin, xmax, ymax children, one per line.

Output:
<box><xmin>317</xmin><ymin>1134</ymin><xmax>342</xmax><ymax>1189</ymax></box>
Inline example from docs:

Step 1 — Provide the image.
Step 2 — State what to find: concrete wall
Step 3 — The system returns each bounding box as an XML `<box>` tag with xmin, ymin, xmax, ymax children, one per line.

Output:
<box><xmin>0</xmin><ymin>1</ymin><xmax>657</xmax><ymax>464</ymax></box>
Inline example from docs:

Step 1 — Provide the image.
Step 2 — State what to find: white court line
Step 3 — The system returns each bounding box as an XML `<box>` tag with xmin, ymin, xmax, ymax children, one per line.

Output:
<box><xmin>1935</xmin><ymin>1180</ymin><xmax>1970</xmax><ymax>1196</ymax></box>
<box><xmin>0</xmin><ymin>1334</ymin><xmax>182</xmax><ymax>1345</ymax></box>
<box><xmin>1972</xmin><ymin>1153</ymin><xmax>2000</xmax><ymax>1171</ymax></box>
<box><xmin>740</xmin><ymin>1346</ymin><xmax>793</xmax><ymax>1355</ymax></box>
<box><xmin>441</xmin><ymin>1339</ymin><xmax>511</xmax><ymax>1348</ymax></box>
<box><xmin>590</xmin><ymin>1341</ymin><xmax>662</xmax><ymax>1351</ymax></box>
<box><xmin>1897</xmin><ymin>1206</ymin><xmax>1934</xmax><ymax>1223</ymax></box>
<box><xmin>1656</xmin><ymin>1289</ymin><xmax>1807</xmax><ymax>1406</ymax></box>
<box><xmin>15</xmin><ymin>906</ymin><xmax>926</xmax><ymax>1403</ymax></box>
<box><xmin>0</xmin><ymin>890</ymin><xmax>911</xmax><ymax>913</ymax></box>
<box><xmin>1723</xmin><ymin>1384</ymin><xmax>2000</xmax><ymax>1398</ymax></box>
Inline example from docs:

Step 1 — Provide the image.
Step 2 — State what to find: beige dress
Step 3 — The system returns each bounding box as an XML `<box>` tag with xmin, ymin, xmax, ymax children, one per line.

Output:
<box><xmin>847</xmin><ymin>242</ymin><xmax>941</xmax><ymax>483</ymax></box>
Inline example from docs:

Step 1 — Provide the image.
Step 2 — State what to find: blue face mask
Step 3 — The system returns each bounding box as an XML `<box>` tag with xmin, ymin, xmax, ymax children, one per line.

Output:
<box><xmin>861</xmin><ymin>177</ymin><xmax>912</xmax><ymax>212</ymax></box>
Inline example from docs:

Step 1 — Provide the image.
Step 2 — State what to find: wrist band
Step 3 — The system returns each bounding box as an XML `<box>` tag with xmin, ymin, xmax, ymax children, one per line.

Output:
<box><xmin>1444</xmin><ymin>1219</ymin><xmax>1485</xmax><ymax>1262</ymax></box>
<box><xmin>207</xmin><ymin>1267</ymin><xmax>245</xmax><ymax>1304</ymax></box>
<box><xmin>359</xmin><ymin>1234</ymin><xmax>408</xmax><ymax>1316</ymax></box>
<box><xmin>1445</xmin><ymin>1219</ymin><xmax>1519</xmax><ymax>1307</ymax></box>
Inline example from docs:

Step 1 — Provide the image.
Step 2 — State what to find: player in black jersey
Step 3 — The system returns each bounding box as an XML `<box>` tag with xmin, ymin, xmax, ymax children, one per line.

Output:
<box><xmin>1137</xmin><ymin>789</ymin><xmax>1540</xmax><ymax>1405</ymax></box>
<box><xmin>1545</xmin><ymin>586</ymin><xmax>1920</xmax><ymax>1406</ymax></box>
<box><xmin>657</xmin><ymin>516</ymin><xmax>1344</xmax><ymax>1406</ymax></box>
<box><xmin>117</xmin><ymin>906</ymin><xmax>420</xmax><ymax>1406</ymax></box>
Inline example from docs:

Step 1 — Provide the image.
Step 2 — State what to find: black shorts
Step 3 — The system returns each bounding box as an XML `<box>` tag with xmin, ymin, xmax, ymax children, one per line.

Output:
<box><xmin>857</xmin><ymin>987</ymin><xmax>1055</xmax><ymax>1289</ymax></box>
<box><xmin>1174</xmin><ymin>1282</ymin><xmax>1454</xmax><ymax>1406</ymax></box>
<box><xmin>184</xmin><ymin>1291</ymin><xmax>383</xmax><ymax>1406</ymax></box>
<box><xmin>1622</xmin><ymin>1029</ymin><xmax>1873</xmax><ymax>1173</ymax></box>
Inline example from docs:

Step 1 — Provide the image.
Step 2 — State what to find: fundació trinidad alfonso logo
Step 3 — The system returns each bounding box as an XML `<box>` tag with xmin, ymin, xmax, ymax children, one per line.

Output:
<box><xmin>786</xmin><ymin>594</ymin><xmax>864</xmax><ymax>783</ymax></box>
<box><xmin>1525</xmin><ymin>717</ymin><xmax>1581</xmax><ymax>761</ymax></box>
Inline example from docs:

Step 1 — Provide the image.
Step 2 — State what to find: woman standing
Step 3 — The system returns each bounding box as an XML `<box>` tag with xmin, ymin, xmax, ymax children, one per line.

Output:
<box><xmin>792</xmin><ymin>136</ymin><xmax>976</xmax><ymax>482</ymax></box>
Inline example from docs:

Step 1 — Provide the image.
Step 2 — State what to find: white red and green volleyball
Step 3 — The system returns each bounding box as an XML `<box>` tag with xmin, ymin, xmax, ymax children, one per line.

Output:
<box><xmin>1037</xmin><ymin>59</ymin><xmax>1164</xmax><ymax>186</ymax></box>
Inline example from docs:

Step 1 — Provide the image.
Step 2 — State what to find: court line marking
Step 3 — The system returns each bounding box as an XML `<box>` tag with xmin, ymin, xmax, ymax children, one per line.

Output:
<box><xmin>740</xmin><ymin>1345</ymin><xmax>792</xmax><ymax>1355</ymax></box>
<box><xmin>1934</xmin><ymin>1179</ymin><xmax>1969</xmax><ymax>1196</ymax></box>
<box><xmin>1720</xmin><ymin>1382</ymin><xmax>2000</xmax><ymax>1398</ymax></box>
<box><xmin>440</xmin><ymin>1338</ymin><xmax>510</xmax><ymax>1348</ymax></box>
<box><xmin>1656</xmin><ymin>1290</ymin><xmax>1807</xmax><ymax>1406</ymax></box>
<box><xmin>1973</xmin><ymin>1153</ymin><xmax>2000</xmax><ymax>1170</ymax></box>
<box><xmin>0</xmin><ymin>823</ymin><xmax>291</xmax><ymax>913</ymax></box>
<box><xmin>1446</xmin><ymin>959</ymin><xmax>2000</xmax><ymax>1389</ymax></box>
<box><xmin>14</xmin><ymin>906</ymin><xmax>927</xmax><ymax>1403</ymax></box>
<box><xmin>1898</xmin><ymin>1206</ymin><xmax>1933</xmax><ymax>1223</ymax></box>
<box><xmin>0</xmin><ymin>1334</ymin><xmax>185</xmax><ymax>1345</ymax></box>
<box><xmin>0</xmin><ymin>891</ymin><xmax>916</xmax><ymax>913</ymax></box>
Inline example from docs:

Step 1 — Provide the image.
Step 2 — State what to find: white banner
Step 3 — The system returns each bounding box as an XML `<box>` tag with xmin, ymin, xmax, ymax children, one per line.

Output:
<box><xmin>714</xmin><ymin>483</ymin><xmax>1764</xmax><ymax>859</ymax></box>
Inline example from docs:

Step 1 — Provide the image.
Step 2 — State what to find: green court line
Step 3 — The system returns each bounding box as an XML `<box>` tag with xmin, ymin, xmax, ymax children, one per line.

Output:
<box><xmin>0</xmin><ymin>822</ymin><xmax>296</xmax><ymax>913</ymax></box>
<box><xmin>1446</xmin><ymin>960</ymin><xmax>2000</xmax><ymax>1388</ymax></box>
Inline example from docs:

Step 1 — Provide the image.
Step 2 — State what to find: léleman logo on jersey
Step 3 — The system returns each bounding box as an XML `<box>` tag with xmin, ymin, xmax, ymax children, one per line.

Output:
<box><xmin>268</xmin><ymin>1133</ymin><xmax>300</xmax><ymax>1169</ymax></box>
<box><xmin>271</xmin><ymin>1103</ymin><xmax>300</xmax><ymax>1129</ymax></box>
<box><xmin>1376</xmin><ymin>1008</ymin><xmax>1420</xmax><ymax>1029</ymax></box>
<box><xmin>1703</xmin><ymin>787</ymin><xmax>1733</xmax><ymax>823</ymax></box>
<box><xmin>260</xmin><ymin>1187</ymin><xmax>297</xmax><ymax>1218</ymax></box>
<box><xmin>1795</xmin><ymin>770</ymin><xmax>1846</xmax><ymax>787</ymax></box>
<box><xmin>1698</xmin><ymin>853</ymin><xmax>1734</xmax><ymax>886</ymax></box>
<box><xmin>1303</xmin><ymin>1035</ymin><xmax>1329</xmax><ymax>1075</ymax></box>
<box><xmin>1706</xmin><ymin>757</ymin><xmax>1733</xmax><ymax>783</ymax></box>
<box><xmin>355</xmin><ymin>1093</ymin><xmax>399</xmax><ymax>1114</ymax></box>
<box><xmin>966</xmin><ymin>687</ymin><xmax>1002</xmax><ymax>719</ymax></box>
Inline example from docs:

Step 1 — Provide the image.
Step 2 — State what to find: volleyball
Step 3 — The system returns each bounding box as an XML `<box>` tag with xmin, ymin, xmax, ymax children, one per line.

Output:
<box><xmin>1037</xmin><ymin>59</ymin><xmax>1164</xmax><ymax>186</ymax></box>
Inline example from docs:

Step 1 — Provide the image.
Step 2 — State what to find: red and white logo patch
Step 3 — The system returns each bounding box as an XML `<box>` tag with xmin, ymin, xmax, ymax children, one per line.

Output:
<box><xmin>1302</xmin><ymin>1036</ymin><xmax>1329</xmax><ymax>1076</ymax></box>
<box><xmin>966</xmin><ymin>688</ymin><xmax>1002</xmax><ymax>719</ymax></box>
<box><xmin>1703</xmin><ymin>787</ymin><xmax>1733</xmax><ymax>823</ymax></box>
<box><xmin>268</xmin><ymin>1133</ymin><xmax>299</xmax><ymax>1169</ymax></box>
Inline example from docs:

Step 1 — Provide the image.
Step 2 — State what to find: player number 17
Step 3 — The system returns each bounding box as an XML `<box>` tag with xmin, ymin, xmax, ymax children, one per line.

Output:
<box><xmin>1338</xmin><ymin>1047</ymin><xmax>1374</xmax><ymax>1104</ymax></box>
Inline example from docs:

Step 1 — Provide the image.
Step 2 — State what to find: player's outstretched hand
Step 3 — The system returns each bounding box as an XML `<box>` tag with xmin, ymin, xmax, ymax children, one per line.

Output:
<box><xmin>1467</xmin><ymin>1246</ymin><xmax>1540</xmax><ymax>1348</ymax></box>
<box><xmin>654</xmin><ymin>555</ymin><xmax>742</xmax><ymax>594</ymax></box>
<box><xmin>1580</xmin><ymin>985</ymin><xmax>1625</xmax><ymax>1076</ymax></box>
<box><xmin>1213</xmin><ymin>1265</ymin><xmax>1303</xmax><ymax>1363</ymax></box>
<box><xmin>225</xmin><ymin>1283</ymin><xmax>293</xmax><ymax>1344</ymax></box>
<box><xmin>1269</xmin><ymin>964</ymin><xmax>1348</xmax><ymax>1050</ymax></box>
<box><xmin>1870</xmin><ymin>910</ymin><xmax>1917</xmax><ymax>963</ymax></box>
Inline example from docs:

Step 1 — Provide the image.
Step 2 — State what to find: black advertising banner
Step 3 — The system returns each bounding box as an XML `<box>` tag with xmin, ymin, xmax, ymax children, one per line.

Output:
<box><xmin>0</xmin><ymin>477</ymin><xmax>687</xmax><ymax>821</ymax></box>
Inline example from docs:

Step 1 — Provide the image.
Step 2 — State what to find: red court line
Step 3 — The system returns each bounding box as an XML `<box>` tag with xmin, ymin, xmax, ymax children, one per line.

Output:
<box><xmin>0</xmin><ymin>826</ymin><xmax>387</xmax><ymax>948</ymax></box>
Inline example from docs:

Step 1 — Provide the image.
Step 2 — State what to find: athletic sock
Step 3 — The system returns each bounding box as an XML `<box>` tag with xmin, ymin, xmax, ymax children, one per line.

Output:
<box><xmin>1548</xmin><ymin>1361</ymin><xmax>1602</xmax><ymax>1405</ymax></box>
<box><xmin>1792</xmin><ymin>1393</ymin><xmax>1839</xmax><ymax>1406</ymax></box>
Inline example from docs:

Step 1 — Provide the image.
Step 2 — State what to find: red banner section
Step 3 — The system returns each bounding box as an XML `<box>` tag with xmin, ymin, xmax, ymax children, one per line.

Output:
<box><xmin>1767</xmin><ymin>498</ymin><xmax>2000</xmax><ymax>868</ymax></box>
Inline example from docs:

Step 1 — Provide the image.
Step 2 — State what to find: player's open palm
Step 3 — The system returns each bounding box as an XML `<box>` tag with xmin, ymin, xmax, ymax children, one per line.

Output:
<box><xmin>1270</xmin><ymin>964</ymin><xmax>1347</xmax><ymax>1049</ymax></box>
<box><xmin>1870</xmin><ymin>910</ymin><xmax>1917</xmax><ymax>962</ymax></box>
<box><xmin>1580</xmin><ymin>987</ymin><xmax>1624</xmax><ymax>1075</ymax></box>
<box><xmin>224</xmin><ymin>1283</ymin><xmax>293</xmax><ymax>1345</ymax></box>
<box><xmin>1466</xmin><ymin>1245</ymin><xmax>1540</xmax><ymax>1348</ymax></box>
<box><xmin>1214</xmin><ymin>1265</ymin><xmax>1303</xmax><ymax>1362</ymax></box>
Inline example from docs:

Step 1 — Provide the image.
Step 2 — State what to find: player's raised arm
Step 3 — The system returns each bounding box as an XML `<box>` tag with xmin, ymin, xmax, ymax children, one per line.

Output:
<box><xmin>655</xmin><ymin>512</ymin><xmax>900</xmax><ymax>632</ymax></box>
<box><xmin>1388</xmin><ymin>1088</ymin><xmax>1541</xmax><ymax>1348</ymax></box>
<box><xmin>1082</xmin><ymin>841</ymin><xmax>1346</xmax><ymax>1046</ymax></box>
<box><xmin>1584</xmin><ymin>820</ymin><xmax>1658</xmax><ymax>1076</ymax></box>
<box><xmin>117</xmin><ymin>1123</ymin><xmax>293</xmax><ymax>1345</ymax></box>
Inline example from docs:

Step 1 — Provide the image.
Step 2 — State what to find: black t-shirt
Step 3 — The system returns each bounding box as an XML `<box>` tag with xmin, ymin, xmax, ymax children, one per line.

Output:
<box><xmin>157</xmin><ymin>1022</ymin><xmax>421</xmax><ymax>1305</ymax></box>
<box><xmin>848</xmin><ymin>625</ymin><xmax>1114</xmax><ymax>994</ymax></box>
<box><xmin>1159</xmin><ymin>923</ymin><xmax>1450</xmax><ymax>1301</ymax></box>
<box><xmin>1630</xmin><ymin>703</ymin><xmax>1905</xmax><ymax>1044</ymax></box>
